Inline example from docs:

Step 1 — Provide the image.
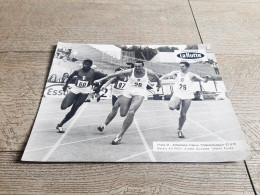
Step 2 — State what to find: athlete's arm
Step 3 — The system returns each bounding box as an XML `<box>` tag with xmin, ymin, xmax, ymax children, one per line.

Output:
<box><xmin>147</xmin><ymin>69</ymin><xmax>162</xmax><ymax>89</ymax></box>
<box><xmin>192</xmin><ymin>73</ymin><xmax>210</xmax><ymax>83</ymax></box>
<box><xmin>63</xmin><ymin>71</ymin><xmax>78</xmax><ymax>91</ymax></box>
<box><xmin>101</xmin><ymin>77</ymin><xmax>116</xmax><ymax>91</ymax></box>
<box><xmin>160</xmin><ymin>71</ymin><xmax>178</xmax><ymax>80</ymax></box>
<box><xmin>94</xmin><ymin>69</ymin><xmax>132</xmax><ymax>84</ymax></box>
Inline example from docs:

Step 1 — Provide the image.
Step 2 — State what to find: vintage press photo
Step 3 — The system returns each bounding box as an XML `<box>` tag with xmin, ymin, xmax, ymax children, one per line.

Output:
<box><xmin>22</xmin><ymin>43</ymin><xmax>251</xmax><ymax>162</ymax></box>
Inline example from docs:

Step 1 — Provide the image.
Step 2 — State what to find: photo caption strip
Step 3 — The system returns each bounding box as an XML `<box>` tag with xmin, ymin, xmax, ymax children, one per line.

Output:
<box><xmin>153</xmin><ymin>141</ymin><xmax>248</xmax><ymax>152</ymax></box>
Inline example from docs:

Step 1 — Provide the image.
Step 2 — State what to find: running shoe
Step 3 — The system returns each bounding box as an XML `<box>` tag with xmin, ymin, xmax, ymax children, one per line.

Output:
<box><xmin>112</xmin><ymin>135</ymin><xmax>122</xmax><ymax>145</ymax></box>
<box><xmin>56</xmin><ymin>124</ymin><xmax>65</xmax><ymax>133</ymax></box>
<box><xmin>97</xmin><ymin>125</ymin><xmax>105</xmax><ymax>132</ymax></box>
<box><xmin>177</xmin><ymin>130</ymin><xmax>185</xmax><ymax>138</ymax></box>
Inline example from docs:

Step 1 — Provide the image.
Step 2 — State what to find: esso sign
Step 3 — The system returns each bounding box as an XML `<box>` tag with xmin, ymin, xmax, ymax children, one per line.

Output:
<box><xmin>44</xmin><ymin>83</ymin><xmax>69</xmax><ymax>98</ymax></box>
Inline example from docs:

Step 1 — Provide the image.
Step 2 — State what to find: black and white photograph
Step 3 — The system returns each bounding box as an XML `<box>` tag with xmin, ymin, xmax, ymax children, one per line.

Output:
<box><xmin>22</xmin><ymin>42</ymin><xmax>251</xmax><ymax>162</ymax></box>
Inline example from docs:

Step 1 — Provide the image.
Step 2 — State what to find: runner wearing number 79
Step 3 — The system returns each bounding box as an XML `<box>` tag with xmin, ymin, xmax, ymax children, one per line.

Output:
<box><xmin>95</xmin><ymin>60</ymin><xmax>161</xmax><ymax>145</ymax></box>
<box><xmin>56</xmin><ymin>59</ymin><xmax>107</xmax><ymax>133</ymax></box>
<box><xmin>160</xmin><ymin>61</ymin><xmax>210</xmax><ymax>138</ymax></box>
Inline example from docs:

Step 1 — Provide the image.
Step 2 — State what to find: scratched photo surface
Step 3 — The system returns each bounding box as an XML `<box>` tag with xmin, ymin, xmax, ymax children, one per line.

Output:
<box><xmin>22</xmin><ymin>43</ymin><xmax>251</xmax><ymax>162</ymax></box>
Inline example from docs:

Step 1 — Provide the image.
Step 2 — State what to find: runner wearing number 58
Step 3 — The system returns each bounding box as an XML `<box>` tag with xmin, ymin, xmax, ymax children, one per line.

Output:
<box><xmin>56</xmin><ymin>59</ymin><xmax>107</xmax><ymax>133</ymax></box>
<box><xmin>95</xmin><ymin>60</ymin><xmax>161</xmax><ymax>145</ymax></box>
<box><xmin>160</xmin><ymin>62</ymin><xmax>210</xmax><ymax>138</ymax></box>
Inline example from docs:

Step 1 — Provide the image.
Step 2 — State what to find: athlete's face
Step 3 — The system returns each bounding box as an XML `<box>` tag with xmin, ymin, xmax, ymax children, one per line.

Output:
<box><xmin>134</xmin><ymin>63</ymin><xmax>144</xmax><ymax>72</ymax></box>
<box><xmin>82</xmin><ymin>63</ymin><xmax>92</xmax><ymax>71</ymax></box>
<box><xmin>180</xmin><ymin>64</ymin><xmax>188</xmax><ymax>72</ymax></box>
<box><xmin>125</xmin><ymin>65</ymin><xmax>132</xmax><ymax>69</ymax></box>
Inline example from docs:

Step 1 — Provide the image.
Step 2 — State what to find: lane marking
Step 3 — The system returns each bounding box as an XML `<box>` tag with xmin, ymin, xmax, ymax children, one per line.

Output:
<box><xmin>186</xmin><ymin>117</ymin><xmax>226</xmax><ymax>141</ymax></box>
<box><xmin>134</xmin><ymin>118</ymin><xmax>156</xmax><ymax>162</ymax></box>
<box><xmin>38</xmin><ymin>106</ymin><xmax>233</xmax><ymax>121</ymax></box>
<box><xmin>27</xmin><ymin>122</ymin><xmax>239</xmax><ymax>153</ymax></box>
<box><xmin>116</xmin><ymin>151</ymin><xmax>148</xmax><ymax>162</ymax></box>
<box><xmin>162</xmin><ymin>101</ymin><xmax>226</xmax><ymax>141</ymax></box>
<box><xmin>185</xmin><ymin>126</ymin><xmax>240</xmax><ymax>141</ymax></box>
<box><xmin>28</xmin><ymin>124</ymin><xmax>175</xmax><ymax>152</ymax></box>
<box><xmin>41</xmin><ymin>103</ymin><xmax>88</xmax><ymax>161</ymax></box>
<box><xmin>35</xmin><ymin>114</ymin><xmax>234</xmax><ymax>132</ymax></box>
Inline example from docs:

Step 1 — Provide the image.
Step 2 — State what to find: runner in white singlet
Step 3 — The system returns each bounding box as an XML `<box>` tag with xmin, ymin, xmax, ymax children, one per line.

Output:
<box><xmin>95</xmin><ymin>61</ymin><xmax>161</xmax><ymax>145</ymax></box>
<box><xmin>160</xmin><ymin>62</ymin><xmax>210</xmax><ymax>138</ymax></box>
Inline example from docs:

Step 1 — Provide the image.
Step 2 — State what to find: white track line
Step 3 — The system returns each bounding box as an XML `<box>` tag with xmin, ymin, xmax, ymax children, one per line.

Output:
<box><xmin>41</xmin><ymin>103</ymin><xmax>88</xmax><ymax>161</ymax></box>
<box><xmin>185</xmin><ymin>126</ymin><xmax>240</xmax><ymax>141</ymax></box>
<box><xmin>134</xmin><ymin>118</ymin><xmax>156</xmax><ymax>162</ymax></box>
<box><xmin>28</xmin><ymin>121</ymin><xmax>238</xmax><ymax>153</ymax></box>
<box><xmin>35</xmin><ymin>113</ymin><xmax>234</xmax><ymax>133</ymax></box>
<box><xmin>116</xmin><ymin>151</ymin><xmax>148</xmax><ymax>162</ymax></box>
<box><xmin>186</xmin><ymin>117</ymin><xmax>225</xmax><ymax>141</ymax></box>
<box><xmin>29</xmin><ymin>124</ymin><xmax>175</xmax><ymax>153</ymax></box>
<box><xmin>39</xmin><ymin>108</ymin><xmax>229</xmax><ymax>121</ymax></box>
<box><xmin>162</xmin><ymin>101</ymin><xmax>226</xmax><ymax>141</ymax></box>
<box><xmin>38</xmin><ymin>108</ymin><xmax>173</xmax><ymax>121</ymax></box>
<box><xmin>35</xmin><ymin>114</ymin><xmax>179</xmax><ymax>132</ymax></box>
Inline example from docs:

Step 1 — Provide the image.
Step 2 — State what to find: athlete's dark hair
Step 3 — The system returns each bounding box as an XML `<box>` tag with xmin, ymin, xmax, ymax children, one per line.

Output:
<box><xmin>83</xmin><ymin>59</ymin><xmax>93</xmax><ymax>66</ymax></box>
<box><xmin>114</xmin><ymin>67</ymin><xmax>122</xmax><ymax>72</ymax></box>
<box><xmin>126</xmin><ymin>62</ymin><xmax>134</xmax><ymax>68</ymax></box>
<box><xmin>180</xmin><ymin>61</ymin><xmax>190</xmax><ymax>68</ymax></box>
<box><xmin>135</xmin><ymin>60</ymin><xmax>144</xmax><ymax>66</ymax></box>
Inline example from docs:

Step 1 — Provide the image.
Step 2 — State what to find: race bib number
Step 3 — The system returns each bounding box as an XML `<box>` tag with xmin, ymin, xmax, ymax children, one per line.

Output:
<box><xmin>115</xmin><ymin>81</ymin><xmax>126</xmax><ymax>89</ymax></box>
<box><xmin>179</xmin><ymin>84</ymin><xmax>187</xmax><ymax>90</ymax></box>
<box><xmin>76</xmin><ymin>80</ymin><xmax>89</xmax><ymax>88</ymax></box>
<box><xmin>134</xmin><ymin>82</ymin><xmax>143</xmax><ymax>87</ymax></box>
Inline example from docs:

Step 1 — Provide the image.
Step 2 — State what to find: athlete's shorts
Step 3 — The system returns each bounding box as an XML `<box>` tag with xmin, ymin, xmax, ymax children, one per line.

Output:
<box><xmin>70</xmin><ymin>86</ymin><xmax>93</xmax><ymax>94</ymax></box>
<box><xmin>112</xmin><ymin>88</ymin><xmax>124</xmax><ymax>98</ymax></box>
<box><xmin>172</xmin><ymin>89</ymin><xmax>194</xmax><ymax>100</ymax></box>
<box><xmin>123</xmin><ymin>87</ymin><xmax>147</xmax><ymax>98</ymax></box>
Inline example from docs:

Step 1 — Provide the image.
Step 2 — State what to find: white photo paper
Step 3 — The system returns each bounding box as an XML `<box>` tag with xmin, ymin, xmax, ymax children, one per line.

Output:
<box><xmin>22</xmin><ymin>43</ymin><xmax>251</xmax><ymax>162</ymax></box>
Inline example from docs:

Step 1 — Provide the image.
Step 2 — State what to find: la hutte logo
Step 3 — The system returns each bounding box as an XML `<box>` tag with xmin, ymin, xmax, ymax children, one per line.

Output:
<box><xmin>177</xmin><ymin>52</ymin><xmax>205</xmax><ymax>59</ymax></box>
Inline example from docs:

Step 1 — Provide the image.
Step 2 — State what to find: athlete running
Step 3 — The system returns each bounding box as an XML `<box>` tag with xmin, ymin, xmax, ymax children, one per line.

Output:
<box><xmin>101</xmin><ymin>63</ymin><xmax>134</xmax><ymax>106</ymax></box>
<box><xmin>160</xmin><ymin>61</ymin><xmax>210</xmax><ymax>138</ymax></box>
<box><xmin>95</xmin><ymin>60</ymin><xmax>161</xmax><ymax>145</ymax></box>
<box><xmin>56</xmin><ymin>59</ymin><xmax>106</xmax><ymax>133</ymax></box>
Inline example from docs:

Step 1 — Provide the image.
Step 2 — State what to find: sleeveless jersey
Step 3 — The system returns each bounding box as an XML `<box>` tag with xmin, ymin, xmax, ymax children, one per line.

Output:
<box><xmin>71</xmin><ymin>68</ymin><xmax>106</xmax><ymax>94</ymax></box>
<box><xmin>112</xmin><ymin>75</ymin><xmax>128</xmax><ymax>97</ymax></box>
<box><xmin>123</xmin><ymin>68</ymin><xmax>149</xmax><ymax>98</ymax></box>
<box><xmin>125</xmin><ymin>68</ymin><xmax>149</xmax><ymax>90</ymax></box>
<box><xmin>173</xmin><ymin>71</ymin><xmax>194</xmax><ymax>100</ymax></box>
<box><xmin>174</xmin><ymin>71</ymin><xmax>193</xmax><ymax>92</ymax></box>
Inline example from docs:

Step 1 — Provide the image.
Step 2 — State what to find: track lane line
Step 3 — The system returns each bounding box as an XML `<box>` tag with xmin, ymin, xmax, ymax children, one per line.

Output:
<box><xmin>116</xmin><ymin>151</ymin><xmax>148</xmax><ymax>162</ymax></box>
<box><xmin>41</xmin><ymin>103</ymin><xmax>88</xmax><ymax>161</ymax></box>
<box><xmin>134</xmin><ymin>118</ymin><xmax>156</xmax><ymax>162</ymax></box>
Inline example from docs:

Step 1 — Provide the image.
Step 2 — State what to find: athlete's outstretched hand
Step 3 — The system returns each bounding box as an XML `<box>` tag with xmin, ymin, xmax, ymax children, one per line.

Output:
<box><xmin>95</xmin><ymin>79</ymin><xmax>104</xmax><ymax>84</ymax></box>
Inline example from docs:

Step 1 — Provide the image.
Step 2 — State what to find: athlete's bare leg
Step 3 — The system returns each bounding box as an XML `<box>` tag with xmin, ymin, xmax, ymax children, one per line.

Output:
<box><xmin>168</xmin><ymin>95</ymin><xmax>181</xmax><ymax>110</ymax></box>
<box><xmin>57</xmin><ymin>93</ymin><xmax>88</xmax><ymax>132</ymax></box>
<box><xmin>177</xmin><ymin>99</ymin><xmax>192</xmax><ymax>138</ymax></box>
<box><xmin>61</xmin><ymin>92</ymin><xmax>77</xmax><ymax>110</ymax></box>
<box><xmin>119</xmin><ymin>96</ymin><xmax>132</xmax><ymax>117</ymax></box>
<box><xmin>118</xmin><ymin>95</ymin><xmax>144</xmax><ymax>138</ymax></box>
<box><xmin>104</xmin><ymin>97</ymin><xmax>121</xmax><ymax>126</ymax></box>
<box><xmin>97</xmin><ymin>95</ymin><xmax>129</xmax><ymax>132</ymax></box>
